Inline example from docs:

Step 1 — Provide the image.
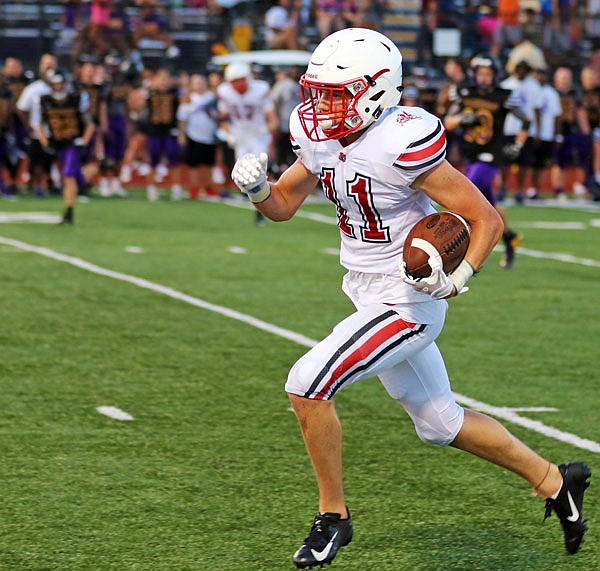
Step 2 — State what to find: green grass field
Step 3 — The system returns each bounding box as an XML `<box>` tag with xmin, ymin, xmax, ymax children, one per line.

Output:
<box><xmin>0</xmin><ymin>193</ymin><xmax>598</xmax><ymax>570</ymax></box>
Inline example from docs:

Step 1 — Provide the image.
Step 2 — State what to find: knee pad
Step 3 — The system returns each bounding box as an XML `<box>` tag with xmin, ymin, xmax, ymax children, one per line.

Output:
<box><xmin>403</xmin><ymin>396</ymin><xmax>464</xmax><ymax>446</ymax></box>
<box><xmin>285</xmin><ymin>355</ymin><xmax>322</xmax><ymax>398</ymax></box>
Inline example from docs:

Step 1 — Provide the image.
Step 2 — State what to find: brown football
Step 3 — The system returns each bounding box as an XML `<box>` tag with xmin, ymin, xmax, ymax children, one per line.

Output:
<box><xmin>403</xmin><ymin>212</ymin><xmax>470</xmax><ymax>278</ymax></box>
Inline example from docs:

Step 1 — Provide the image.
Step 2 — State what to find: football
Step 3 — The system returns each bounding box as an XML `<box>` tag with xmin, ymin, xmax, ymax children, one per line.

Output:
<box><xmin>403</xmin><ymin>212</ymin><xmax>470</xmax><ymax>278</ymax></box>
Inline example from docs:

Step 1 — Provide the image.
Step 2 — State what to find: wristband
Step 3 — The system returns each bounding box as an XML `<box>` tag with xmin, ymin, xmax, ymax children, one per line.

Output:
<box><xmin>247</xmin><ymin>181</ymin><xmax>271</xmax><ymax>204</ymax></box>
<box><xmin>450</xmin><ymin>259</ymin><xmax>475</xmax><ymax>292</ymax></box>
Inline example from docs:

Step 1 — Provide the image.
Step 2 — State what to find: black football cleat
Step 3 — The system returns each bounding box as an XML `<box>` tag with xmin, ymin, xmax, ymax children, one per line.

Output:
<box><xmin>500</xmin><ymin>231</ymin><xmax>521</xmax><ymax>269</ymax></box>
<box><xmin>293</xmin><ymin>510</ymin><xmax>353</xmax><ymax>568</ymax></box>
<box><xmin>544</xmin><ymin>462</ymin><xmax>592</xmax><ymax>555</ymax></box>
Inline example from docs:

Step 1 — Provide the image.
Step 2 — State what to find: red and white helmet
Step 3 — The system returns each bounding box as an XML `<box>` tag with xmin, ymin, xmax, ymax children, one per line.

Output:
<box><xmin>298</xmin><ymin>28</ymin><xmax>403</xmax><ymax>141</ymax></box>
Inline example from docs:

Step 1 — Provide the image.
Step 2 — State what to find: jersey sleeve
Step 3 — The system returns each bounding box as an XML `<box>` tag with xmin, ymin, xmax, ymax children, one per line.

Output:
<box><xmin>17</xmin><ymin>84</ymin><xmax>36</xmax><ymax>113</ymax></box>
<box><xmin>392</xmin><ymin>115</ymin><xmax>446</xmax><ymax>175</ymax></box>
<box><xmin>29</xmin><ymin>96</ymin><xmax>41</xmax><ymax>130</ymax></box>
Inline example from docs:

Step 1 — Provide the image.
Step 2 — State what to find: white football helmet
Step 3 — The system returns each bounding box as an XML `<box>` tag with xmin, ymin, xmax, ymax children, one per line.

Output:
<box><xmin>298</xmin><ymin>28</ymin><xmax>403</xmax><ymax>141</ymax></box>
<box><xmin>225</xmin><ymin>62</ymin><xmax>251</xmax><ymax>82</ymax></box>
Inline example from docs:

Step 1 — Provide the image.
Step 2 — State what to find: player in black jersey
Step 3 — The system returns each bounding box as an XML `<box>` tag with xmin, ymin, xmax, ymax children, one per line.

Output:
<box><xmin>444</xmin><ymin>54</ymin><xmax>529</xmax><ymax>268</ymax></box>
<box><xmin>31</xmin><ymin>71</ymin><xmax>95</xmax><ymax>224</ymax></box>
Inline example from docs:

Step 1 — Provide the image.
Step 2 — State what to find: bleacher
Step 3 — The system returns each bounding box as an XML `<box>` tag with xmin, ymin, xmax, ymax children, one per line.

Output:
<box><xmin>0</xmin><ymin>0</ymin><xmax>224</xmax><ymax>72</ymax></box>
<box><xmin>0</xmin><ymin>2</ymin><xmax>60</xmax><ymax>68</ymax></box>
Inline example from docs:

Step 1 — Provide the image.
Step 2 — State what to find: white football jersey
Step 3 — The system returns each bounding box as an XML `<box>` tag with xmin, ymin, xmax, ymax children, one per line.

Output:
<box><xmin>500</xmin><ymin>75</ymin><xmax>543</xmax><ymax>136</ymax></box>
<box><xmin>290</xmin><ymin>105</ymin><xmax>447</xmax><ymax>283</ymax></box>
<box><xmin>217</xmin><ymin>79</ymin><xmax>274</xmax><ymax>141</ymax></box>
<box><xmin>538</xmin><ymin>84</ymin><xmax>562</xmax><ymax>142</ymax></box>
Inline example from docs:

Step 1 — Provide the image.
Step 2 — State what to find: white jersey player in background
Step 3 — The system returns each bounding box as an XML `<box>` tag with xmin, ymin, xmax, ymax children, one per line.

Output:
<box><xmin>217</xmin><ymin>62</ymin><xmax>278</xmax><ymax>226</ymax></box>
<box><xmin>231</xmin><ymin>28</ymin><xmax>591</xmax><ymax>569</ymax></box>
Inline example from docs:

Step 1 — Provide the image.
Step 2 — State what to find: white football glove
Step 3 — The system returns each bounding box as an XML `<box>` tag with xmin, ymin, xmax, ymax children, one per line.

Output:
<box><xmin>399</xmin><ymin>240</ymin><xmax>474</xmax><ymax>300</ymax></box>
<box><xmin>231</xmin><ymin>152</ymin><xmax>271</xmax><ymax>203</ymax></box>
<box><xmin>400</xmin><ymin>257</ymin><xmax>456</xmax><ymax>300</ymax></box>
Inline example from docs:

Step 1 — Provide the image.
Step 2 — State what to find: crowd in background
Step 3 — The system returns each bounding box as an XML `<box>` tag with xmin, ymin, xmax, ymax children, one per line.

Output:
<box><xmin>2</xmin><ymin>0</ymin><xmax>600</xmax><ymax>216</ymax></box>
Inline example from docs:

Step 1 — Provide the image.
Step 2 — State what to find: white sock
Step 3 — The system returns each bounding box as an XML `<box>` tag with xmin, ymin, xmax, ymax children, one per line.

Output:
<box><xmin>550</xmin><ymin>481</ymin><xmax>563</xmax><ymax>500</ymax></box>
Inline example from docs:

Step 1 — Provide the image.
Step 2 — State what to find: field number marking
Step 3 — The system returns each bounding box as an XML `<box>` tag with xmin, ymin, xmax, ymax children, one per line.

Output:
<box><xmin>96</xmin><ymin>406</ymin><xmax>134</xmax><ymax>421</ymax></box>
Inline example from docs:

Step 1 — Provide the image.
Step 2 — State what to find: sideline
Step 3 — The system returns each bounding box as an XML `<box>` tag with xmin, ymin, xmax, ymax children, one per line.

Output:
<box><xmin>1</xmin><ymin>235</ymin><xmax>598</xmax><ymax>453</ymax></box>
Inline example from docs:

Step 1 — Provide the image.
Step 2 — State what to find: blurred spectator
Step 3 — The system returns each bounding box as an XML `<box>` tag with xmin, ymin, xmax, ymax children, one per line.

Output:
<box><xmin>177</xmin><ymin>73</ymin><xmax>219</xmax><ymax>199</ymax></box>
<box><xmin>436</xmin><ymin>57</ymin><xmax>466</xmax><ymax>169</ymax></box>
<box><xmin>405</xmin><ymin>66</ymin><xmax>437</xmax><ymax>113</ymax></box>
<box><xmin>362</xmin><ymin>0</ymin><xmax>388</xmax><ymax>30</ymax></box>
<box><xmin>99</xmin><ymin>53</ymin><xmax>135</xmax><ymax>196</ymax></box>
<box><xmin>270</xmin><ymin>66</ymin><xmax>302</xmax><ymax>173</ymax></box>
<box><xmin>500</xmin><ymin>60</ymin><xmax>542</xmax><ymax>203</ymax></box>
<box><xmin>436</xmin><ymin>58</ymin><xmax>465</xmax><ymax>118</ymax></box>
<box><xmin>540</xmin><ymin>0</ymin><xmax>571</xmax><ymax>62</ymax></box>
<box><xmin>314</xmin><ymin>1</ymin><xmax>366</xmax><ymax>40</ymax></box>
<box><xmin>505</xmin><ymin>36</ymin><xmax>547</xmax><ymax>75</ymax></box>
<box><xmin>528</xmin><ymin>67</ymin><xmax>561</xmax><ymax>199</ymax></box>
<box><xmin>476</xmin><ymin>4</ymin><xmax>499</xmax><ymax>52</ymax></box>
<box><xmin>16</xmin><ymin>54</ymin><xmax>58</xmax><ymax>197</ymax></box>
<box><xmin>586</xmin><ymin>0</ymin><xmax>600</xmax><ymax>50</ymax></box>
<box><xmin>73</xmin><ymin>0</ymin><xmax>131</xmax><ymax>61</ymax></box>
<box><xmin>491</xmin><ymin>0</ymin><xmax>521</xmax><ymax>58</ymax></box>
<box><xmin>132</xmin><ymin>0</ymin><xmax>180</xmax><ymax>60</ymax></box>
<box><xmin>580</xmin><ymin>65</ymin><xmax>600</xmax><ymax>193</ymax></box>
<box><xmin>2</xmin><ymin>57</ymin><xmax>29</xmax><ymax>184</ymax></box>
<box><xmin>62</xmin><ymin>0</ymin><xmax>84</xmax><ymax>30</ymax></box>
<box><xmin>401</xmin><ymin>85</ymin><xmax>420</xmax><ymax>107</ymax></box>
<box><xmin>520</xmin><ymin>8</ymin><xmax>544</xmax><ymax>48</ymax></box>
<box><xmin>0</xmin><ymin>74</ymin><xmax>19</xmax><ymax>197</ymax></box>
<box><xmin>264</xmin><ymin>5</ymin><xmax>300</xmax><ymax>50</ymax></box>
<box><xmin>143</xmin><ymin>68</ymin><xmax>183</xmax><ymax>200</ymax></box>
<box><xmin>551</xmin><ymin>66</ymin><xmax>591</xmax><ymax>199</ymax></box>
<box><xmin>119</xmin><ymin>74</ymin><xmax>152</xmax><ymax>185</ymax></box>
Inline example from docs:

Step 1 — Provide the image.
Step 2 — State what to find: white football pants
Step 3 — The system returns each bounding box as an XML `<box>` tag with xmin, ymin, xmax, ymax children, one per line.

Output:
<box><xmin>285</xmin><ymin>303</ymin><xmax>465</xmax><ymax>446</ymax></box>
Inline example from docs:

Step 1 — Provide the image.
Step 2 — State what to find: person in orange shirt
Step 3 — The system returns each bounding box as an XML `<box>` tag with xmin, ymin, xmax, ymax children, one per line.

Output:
<box><xmin>492</xmin><ymin>0</ymin><xmax>522</xmax><ymax>57</ymax></box>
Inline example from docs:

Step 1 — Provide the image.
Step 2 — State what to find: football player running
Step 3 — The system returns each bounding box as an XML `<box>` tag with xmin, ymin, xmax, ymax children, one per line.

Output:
<box><xmin>444</xmin><ymin>54</ymin><xmax>525</xmax><ymax>269</ymax></box>
<box><xmin>217</xmin><ymin>62</ymin><xmax>278</xmax><ymax>225</ymax></box>
<box><xmin>232</xmin><ymin>29</ymin><xmax>591</xmax><ymax>568</ymax></box>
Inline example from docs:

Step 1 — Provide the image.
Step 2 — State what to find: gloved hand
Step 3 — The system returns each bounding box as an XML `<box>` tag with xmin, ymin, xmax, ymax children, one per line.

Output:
<box><xmin>231</xmin><ymin>153</ymin><xmax>271</xmax><ymax>203</ymax></box>
<box><xmin>399</xmin><ymin>256</ymin><xmax>457</xmax><ymax>300</ymax></box>
<box><xmin>502</xmin><ymin>141</ymin><xmax>523</xmax><ymax>161</ymax></box>
<box><xmin>74</xmin><ymin>137</ymin><xmax>86</xmax><ymax>148</ymax></box>
<box><xmin>459</xmin><ymin>112</ymin><xmax>479</xmax><ymax>126</ymax></box>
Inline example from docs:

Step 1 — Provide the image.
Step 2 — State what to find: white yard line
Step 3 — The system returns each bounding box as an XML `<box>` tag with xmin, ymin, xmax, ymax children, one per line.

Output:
<box><xmin>491</xmin><ymin>245</ymin><xmax>600</xmax><ymax>268</ymax></box>
<box><xmin>221</xmin><ymin>199</ymin><xmax>600</xmax><ymax>268</ymax></box>
<box><xmin>1</xmin><ymin>235</ymin><xmax>598</xmax><ymax>453</ymax></box>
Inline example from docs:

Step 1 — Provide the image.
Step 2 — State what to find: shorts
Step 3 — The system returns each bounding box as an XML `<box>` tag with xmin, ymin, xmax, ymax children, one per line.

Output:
<box><xmin>502</xmin><ymin>135</ymin><xmax>535</xmax><ymax>167</ymax></box>
<box><xmin>184</xmin><ymin>137</ymin><xmax>216</xmax><ymax>167</ymax></box>
<box><xmin>532</xmin><ymin>140</ymin><xmax>555</xmax><ymax>170</ymax></box>
<box><xmin>147</xmin><ymin>135</ymin><xmax>180</xmax><ymax>167</ymax></box>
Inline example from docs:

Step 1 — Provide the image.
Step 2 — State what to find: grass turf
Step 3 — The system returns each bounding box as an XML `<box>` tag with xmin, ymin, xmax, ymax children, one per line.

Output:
<box><xmin>0</xmin><ymin>194</ymin><xmax>598</xmax><ymax>570</ymax></box>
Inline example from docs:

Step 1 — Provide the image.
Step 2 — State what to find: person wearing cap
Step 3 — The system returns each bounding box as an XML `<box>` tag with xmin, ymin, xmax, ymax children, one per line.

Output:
<box><xmin>264</xmin><ymin>5</ymin><xmax>299</xmax><ymax>50</ymax></box>
<box><xmin>30</xmin><ymin>71</ymin><xmax>95</xmax><ymax>224</ymax></box>
<box><xmin>217</xmin><ymin>61</ymin><xmax>277</xmax><ymax>225</ymax></box>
